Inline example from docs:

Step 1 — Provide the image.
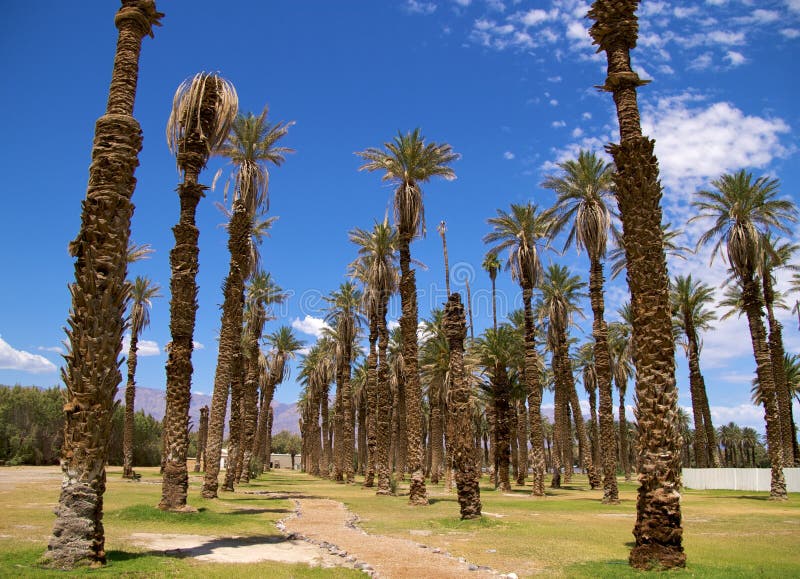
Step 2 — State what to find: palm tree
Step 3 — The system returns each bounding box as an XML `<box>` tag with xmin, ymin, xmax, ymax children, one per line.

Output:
<box><xmin>484</xmin><ymin>202</ymin><xmax>551</xmax><ymax>496</ymax></box>
<box><xmin>759</xmin><ymin>234</ymin><xmax>800</xmax><ymax>465</ymax></box>
<box><xmin>543</xmin><ymin>149</ymin><xmax>617</xmax><ymax>502</ymax></box>
<box><xmin>539</xmin><ymin>264</ymin><xmax>600</xmax><ymax>489</ymax></box>
<box><xmin>438</xmin><ymin>221</ymin><xmax>451</xmax><ymax>297</ymax></box>
<box><xmin>670</xmin><ymin>275</ymin><xmax>720</xmax><ymax>468</ymax></box>
<box><xmin>160</xmin><ymin>72</ymin><xmax>238</xmax><ymax>510</ymax></box>
<box><xmin>123</xmin><ymin>276</ymin><xmax>161</xmax><ymax>478</ymax></box>
<box><xmin>588</xmin><ymin>1</ymin><xmax>685</xmax><ymax>568</ymax></box>
<box><xmin>357</xmin><ymin>129</ymin><xmax>458</xmax><ymax>505</ymax></box>
<box><xmin>196</xmin><ymin>405</ymin><xmax>209</xmax><ymax>472</ymax></box>
<box><xmin>608</xmin><ymin>223</ymin><xmax>688</xmax><ymax>282</ymax></box>
<box><xmin>388</xmin><ymin>326</ymin><xmax>407</xmax><ymax>478</ymax></box>
<box><xmin>692</xmin><ymin>169</ymin><xmax>796</xmax><ymax>499</ymax></box>
<box><xmin>482</xmin><ymin>253</ymin><xmax>501</xmax><ymax>331</ymax></box>
<box><xmin>203</xmin><ymin>108</ymin><xmax>293</xmax><ymax>499</ymax></box>
<box><xmin>349</xmin><ymin>219</ymin><xmax>398</xmax><ymax>493</ymax></box>
<box><xmin>608</xmin><ymin>316</ymin><xmax>633</xmax><ymax>481</ymax></box>
<box><xmin>473</xmin><ymin>325</ymin><xmax>519</xmax><ymax>491</ymax></box>
<box><xmin>324</xmin><ymin>282</ymin><xmax>363</xmax><ymax>483</ymax></box>
<box><xmin>420</xmin><ymin>310</ymin><xmax>450</xmax><ymax>485</ymax></box>
<box><xmin>45</xmin><ymin>3</ymin><xmax>163</xmax><ymax>568</ymax></box>
<box><xmin>237</xmin><ymin>272</ymin><xmax>287</xmax><ymax>482</ymax></box>
<box><xmin>444</xmin><ymin>293</ymin><xmax>482</xmax><ymax>518</ymax></box>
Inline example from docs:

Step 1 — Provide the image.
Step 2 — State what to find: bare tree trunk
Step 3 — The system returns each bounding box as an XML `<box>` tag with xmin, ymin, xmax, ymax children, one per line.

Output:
<box><xmin>523</xmin><ymin>288</ymin><xmax>546</xmax><ymax>496</ymax></box>
<box><xmin>45</xmin><ymin>2</ymin><xmax>161</xmax><ymax>568</ymax></box>
<box><xmin>123</xmin><ymin>335</ymin><xmax>139</xmax><ymax>478</ymax></box>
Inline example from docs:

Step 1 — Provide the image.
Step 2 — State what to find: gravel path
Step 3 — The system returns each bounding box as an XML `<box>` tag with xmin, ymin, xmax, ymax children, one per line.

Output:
<box><xmin>282</xmin><ymin>497</ymin><xmax>497</xmax><ymax>578</ymax></box>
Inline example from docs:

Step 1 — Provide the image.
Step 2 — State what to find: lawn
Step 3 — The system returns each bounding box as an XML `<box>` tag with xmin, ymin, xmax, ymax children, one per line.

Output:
<box><xmin>0</xmin><ymin>466</ymin><xmax>797</xmax><ymax>577</ymax></box>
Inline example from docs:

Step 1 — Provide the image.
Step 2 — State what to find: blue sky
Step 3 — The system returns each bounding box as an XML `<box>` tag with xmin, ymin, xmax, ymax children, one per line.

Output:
<box><xmin>1</xmin><ymin>0</ymin><xmax>798</xmax><ymax>433</ymax></box>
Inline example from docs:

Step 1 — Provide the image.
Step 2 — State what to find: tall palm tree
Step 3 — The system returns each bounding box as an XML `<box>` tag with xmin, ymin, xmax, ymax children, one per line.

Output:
<box><xmin>254</xmin><ymin>326</ymin><xmax>305</xmax><ymax>471</ymax></box>
<box><xmin>160</xmin><ymin>72</ymin><xmax>238</xmax><ymax>510</ymax></box>
<box><xmin>123</xmin><ymin>276</ymin><xmax>161</xmax><ymax>478</ymax></box>
<box><xmin>45</xmin><ymin>3</ymin><xmax>164</xmax><ymax>568</ymax></box>
<box><xmin>420</xmin><ymin>309</ymin><xmax>450</xmax><ymax>485</ymax></box>
<box><xmin>324</xmin><ymin>282</ymin><xmax>363</xmax><ymax>483</ymax></box>
<box><xmin>388</xmin><ymin>326</ymin><xmax>408</xmax><ymax>478</ymax></box>
<box><xmin>237</xmin><ymin>272</ymin><xmax>287</xmax><ymax>482</ymax></box>
<box><xmin>670</xmin><ymin>275</ymin><xmax>720</xmax><ymax>468</ymax></box>
<box><xmin>196</xmin><ymin>405</ymin><xmax>209</xmax><ymax>472</ymax></box>
<box><xmin>543</xmin><ymin>149</ymin><xmax>617</xmax><ymax>501</ymax></box>
<box><xmin>203</xmin><ymin>108</ymin><xmax>293</xmax><ymax>499</ymax></box>
<box><xmin>588</xmin><ymin>1</ymin><xmax>685</xmax><ymax>568</ymax></box>
<box><xmin>575</xmin><ymin>342</ymin><xmax>601</xmax><ymax>468</ymax></box>
<box><xmin>759</xmin><ymin>234</ymin><xmax>800</xmax><ymax>465</ymax></box>
<box><xmin>473</xmin><ymin>325</ymin><xmax>519</xmax><ymax>491</ymax></box>
<box><xmin>539</xmin><ymin>264</ymin><xmax>600</xmax><ymax>489</ymax></box>
<box><xmin>608</xmin><ymin>316</ymin><xmax>634</xmax><ymax>481</ymax></box>
<box><xmin>444</xmin><ymin>293</ymin><xmax>482</xmax><ymax>518</ymax></box>
<box><xmin>482</xmin><ymin>253</ymin><xmax>501</xmax><ymax>332</ymax></box>
<box><xmin>484</xmin><ymin>202</ymin><xmax>551</xmax><ymax>496</ymax></box>
<box><xmin>349</xmin><ymin>219</ymin><xmax>398</xmax><ymax>493</ymax></box>
<box><xmin>357</xmin><ymin>129</ymin><xmax>458</xmax><ymax>505</ymax></box>
<box><xmin>692</xmin><ymin>169</ymin><xmax>796</xmax><ymax>499</ymax></box>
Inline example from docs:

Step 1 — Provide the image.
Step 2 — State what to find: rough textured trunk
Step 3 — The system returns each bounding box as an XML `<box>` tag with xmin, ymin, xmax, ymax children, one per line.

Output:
<box><xmin>239</xmin><ymin>349</ymin><xmax>260</xmax><ymax>482</ymax></box>
<box><xmin>445</xmin><ymin>293</ymin><xmax>482</xmax><ymax>518</ymax></box>
<box><xmin>742</xmin><ymin>276</ymin><xmax>786</xmax><ymax>498</ymax></box>
<box><xmin>589</xmin><ymin>256</ymin><xmax>619</xmax><ymax>503</ymax></box>
<box><xmin>122</xmin><ymin>335</ymin><xmax>139</xmax><ymax>478</ymax></box>
<box><xmin>202</xmin><ymin>200</ymin><xmax>249</xmax><ymax>499</ymax></box>
<box><xmin>309</xmin><ymin>382</ymin><xmax>322</xmax><ymax>477</ymax></box>
<box><xmin>509</xmin><ymin>401</ymin><xmax>519</xmax><ymax>484</ymax></box>
<box><xmin>45</xmin><ymin>2</ymin><xmax>159</xmax><ymax>569</ymax></box>
<box><xmin>376</xmin><ymin>299</ymin><xmax>392</xmax><ymax>494</ymax></box>
<box><xmin>523</xmin><ymin>287</ymin><xmax>546</xmax><ymax>496</ymax></box>
<box><xmin>253</xmin><ymin>383</ymin><xmax>270</xmax><ymax>472</ymax></box>
<box><xmin>586</xmin><ymin>378</ymin><xmax>601</xmax><ymax>468</ymax></box>
<box><xmin>197</xmin><ymin>406</ymin><xmax>209</xmax><ymax>472</ymax></box>
<box><xmin>333</xmin><ymin>370</ymin><xmax>344</xmax><ymax>481</ymax></box>
<box><xmin>400</xmin><ymin>239</ymin><xmax>427</xmax><ymax>504</ymax></box>
<box><xmin>364</xmin><ymin>317</ymin><xmax>378</xmax><ymax>487</ymax></box>
<box><xmin>429</xmin><ymin>382</ymin><xmax>444</xmax><ymax>484</ymax></box>
<box><xmin>551</xmin><ymin>373</ymin><xmax>566</xmax><ymax>489</ymax></box>
<box><xmin>494</xmin><ymin>364</ymin><xmax>512</xmax><ymax>492</ymax></box>
<box><xmin>358</xmin><ymin>390</ymin><xmax>368</xmax><ymax>476</ymax></box>
<box><xmin>589</xmin><ymin>1</ymin><xmax>686</xmax><ymax>568</ymax></box>
<box><xmin>343</xmin><ymin>344</ymin><xmax>356</xmax><ymax>483</ymax></box>
<box><xmin>516</xmin><ymin>399</ymin><xmax>528</xmax><ymax>486</ymax></box>
<box><xmin>685</xmin><ymin>324</ymin><xmax>709</xmax><ymax>468</ymax></box>
<box><xmin>558</xmin><ymin>337</ymin><xmax>600</xmax><ymax>488</ymax></box>
<box><xmin>764</xmin><ymin>275</ymin><xmax>796</xmax><ymax>466</ymax></box>
<box><xmin>264</xmin><ymin>407</ymin><xmax>274</xmax><ymax>468</ymax></box>
<box><xmin>320</xmin><ymin>383</ymin><xmax>331</xmax><ymax>478</ymax></box>
<box><xmin>617</xmin><ymin>379</ymin><xmax>631</xmax><ymax>481</ymax></box>
<box><xmin>222</xmin><ymin>351</ymin><xmax>245</xmax><ymax>491</ymax></box>
<box><xmin>257</xmin><ymin>374</ymin><xmax>280</xmax><ymax>470</ymax></box>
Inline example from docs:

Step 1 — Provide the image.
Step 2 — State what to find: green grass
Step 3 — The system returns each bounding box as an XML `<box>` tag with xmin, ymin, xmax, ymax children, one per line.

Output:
<box><xmin>0</xmin><ymin>466</ymin><xmax>797</xmax><ymax>577</ymax></box>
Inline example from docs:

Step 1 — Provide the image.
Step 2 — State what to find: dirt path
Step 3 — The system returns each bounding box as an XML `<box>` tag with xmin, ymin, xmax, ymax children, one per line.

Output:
<box><xmin>282</xmin><ymin>497</ymin><xmax>497</xmax><ymax>578</ymax></box>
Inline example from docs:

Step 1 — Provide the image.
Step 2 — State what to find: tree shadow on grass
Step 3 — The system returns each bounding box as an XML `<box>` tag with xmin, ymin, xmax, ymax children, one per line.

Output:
<box><xmin>222</xmin><ymin>507</ymin><xmax>292</xmax><ymax>515</ymax></box>
<box><xmin>130</xmin><ymin>534</ymin><xmax>306</xmax><ymax>560</ymax></box>
<box><xmin>731</xmin><ymin>495</ymin><xmax>770</xmax><ymax>501</ymax></box>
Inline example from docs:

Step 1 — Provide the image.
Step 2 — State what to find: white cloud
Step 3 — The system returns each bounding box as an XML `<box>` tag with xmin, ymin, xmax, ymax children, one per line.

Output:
<box><xmin>710</xmin><ymin>404</ymin><xmax>766</xmax><ymax>430</ymax></box>
<box><xmin>571</xmin><ymin>127</ymin><xmax>584</xmax><ymax>138</ymax></box>
<box><xmin>789</xmin><ymin>0</ymin><xmax>800</xmax><ymax>13</ymax></box>
<box><xmin>453</xmin><ymin>0</ymin><xmax>472</xmax><ymax>6</ymax></box>
<box><xmin>406</xmin><ymin>0</ymin><xmax>437</xmax><ymax>15</ymax></box>
<box><xmin>0</xmin><ymin>335</ymin><xmax>57</xmax><ymax>373</ymax></box>
<box><xmin>706</xmin><ymin>30</ymin><xmax>746</xmax><ymax>45</ymax></box>
<box><xmin>503</xmin><ymin>151</ymin><xmax>515</xmax><ymax>160</ymax></box>
<box><xmin>122</xmin><ymin>334</ymin><xmax>161</xmax><ymax>356</ymax></box>
<box><xmin>689</xmin><ymin>52</ymin><xmax>714</xmax><ymax>70</ymax></box>
<box><xmin>581</xmin><ymin>112</ymin><xmax>592</xmax><ymax>120</ymax></box>
<box><xmin>674</xmin><ymin>6</ymin><xmax>699</xmax><ymax>18</ymax></box>
<box><xmin>551</xmin><ymin>120</ymin><xmax>566</xmax><ymax>128</ymax></box>
<box><xmin>388</xmin><ymin>319</ymin><xmax>400</xmax><ymax>331</ymax></box>
<box><xmin>781</xmin><ymin>28</ymin><xmax>800</xmax><ymax>39</ymax></box>
<box><xmin>193</xmin><ymin>341</ymin><xmax>205</xmax><ymax>350</ymax></box>
<box><xmin>518</xmin><ymin>8</ymin><xmax>556</xmax><ymax>27</ymax></box>
<box><xmin>642</xmin><ymin>94</ymin><xmax>791</xmax><ymax>194</ymax></box>
<box><xmin>38</xmin><ymin>345</ymin><xmax>64</xmax><ymax>354</ymax></box>
<box><xmin>547</xmin><ymin>75</ymin><xmax>562</xmax><ymax>83</ymax></box>
<box><xmin>724</xmin><ymin>50</ymin><xmax>746</xmax><ymax>66</ymax></box>
<box><xmin>549</xmin><ymin>98</ymin><xmax>559</xmax><ymax>106</ymax></box>
<box><xmin>291</xmin><ymin>315</ymin><xmax>330</xmax><ymax>338</ymax></box>
<box><xmin>486</xmin><ymin>0</ymin><xmax>506</xmax><ymax>12</ymax></box>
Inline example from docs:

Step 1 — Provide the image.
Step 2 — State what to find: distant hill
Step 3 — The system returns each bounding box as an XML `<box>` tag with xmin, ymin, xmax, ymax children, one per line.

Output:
<box><xmin>120</xmin><ymin>386</ymin><xmax>301</xmax><ymax>435</ymax></box>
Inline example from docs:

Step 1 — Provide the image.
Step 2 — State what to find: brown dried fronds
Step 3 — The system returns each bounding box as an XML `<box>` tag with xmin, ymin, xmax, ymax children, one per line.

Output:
<box><xmin>166</xmin><ymin>73</ymin><xmax>238</xmax><ymax>168</ymax></box>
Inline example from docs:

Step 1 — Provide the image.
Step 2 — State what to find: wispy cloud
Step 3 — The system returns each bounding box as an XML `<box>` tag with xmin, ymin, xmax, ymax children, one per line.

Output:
<box><xmin>0</xmin><ymin>335</ymin><xmax>57</xmax><ymax>373</ymax></box>
<box><xmin>122</xmin><ymin>335</ymin><xmax>161</xmax><ymax>357</ymax></box>
<box><xmin>503</xmin><ymin>151</ymin><xmax>515</xmax><ymax>160</ymax></box>
<box><xmin>38</xmin><ymin>345</ymin><xmax>64</xmax><ymax>354</ymax></box>
<box><xmin>405</xmin><ymin>0</ymin><xmax>437</xmax><ymax>14</ymax></box>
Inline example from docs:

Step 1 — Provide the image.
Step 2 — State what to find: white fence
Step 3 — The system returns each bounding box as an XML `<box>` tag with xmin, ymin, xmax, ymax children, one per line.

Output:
<box><xmin>682</xmin><ymin>468</ymin><xmax>800</xmax><ymax>492</ymax></box>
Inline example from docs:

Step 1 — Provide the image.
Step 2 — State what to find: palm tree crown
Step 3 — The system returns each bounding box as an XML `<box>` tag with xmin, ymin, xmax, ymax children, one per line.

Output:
<box><xmin>128</xmin><ymin>276</ymin><xmax>161</xmax><ymax>338</ymax></box>
<box><xmin>356</xmin><ymin>128</ymin><xmax>458</xmax><ymax>240</ymax></box>
<box><xmin>542</xmin><ymin>150</ymin><xmax>615</xmax><ymax>258</ymax></box>
<box><xmin>484</xmin><ymin>202</ymin><xmax>552</xmax><ymax>289</ymax></box>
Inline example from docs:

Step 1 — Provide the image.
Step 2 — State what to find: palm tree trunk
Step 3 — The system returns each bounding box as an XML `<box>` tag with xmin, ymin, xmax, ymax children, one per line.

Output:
<box><xmin>239</xmin><ymin>349</ymin><xmax>260</xmax><ymax>482</ymax></box>
<box><xmin>764</xmin><ymin>275</ymin><xmax>797</xmax><ymax>466</ymax></box>
<box><xmin>445</xmin><ymin>293</ymin><xmax>482</xmax><ymax>518</ymax></box>
<box><xmin>560</xmin><ymin>338</ymin><xmax>600</xmax><ymax>488</ymax></box>
<box><xmin>586</xmin><ymin>378</ymin><xmax>601</xmax><ymax>469</ymax></box>
<box><xmin>589</xmin><ymin>1</ymin><xmax>685</xmax><ymax>568</ymax></box>
<box><xmin>494</xmin><ymin>364</ymin><xmax>513</xmax><ymax>492</ymax></box>
<box><xmin>430</xmin><ymin>382</ymin><xmax>444</xmax><ymax>485</ymax></box>
<box><xmin>589</xmin><ymin>256</ymin><xmax>619</xmax><ymax>503</ymax></box>
<box><xmin>334</xmin><ymin>369</ymin><xmax>344</xmax><ymax>481</ymax></box>
<box><xmin>45</xmin><ymin>2</ymin><xmax>160</xmax><ymax>568</ymax></box>
<box><xmin>509</xmin><ymin>400</ymin><xmax>519</xmax><ymax>484</ymax></box>
<box><xmin>202</xmin><ymin>200</ymin><xmax>250</xmax><ymax>499</ymax></box>
<box><xmin>491</xmin><ymin>274</ymin><xmax>497</xmax><ymax>331</ymax></box>
<box><xmin>742</xmin><ymin>276</ymin><xmax>787</xmax><ymax>498</ymax></box>
<box><xmin>523</xmin><ymin>287</ymin><xmax>546</xmax><ymax>496</ymax></box>
<box><xmin>516</xmin><ymin>399</ymin><xmax>528</xmax><ymax>486</ymax></box>
<box><xmin>376</xmin><ymin>299</ymin><xmax>392</xmax><ymax>494</ymax></box>
<box><xmin>358</xmin><ymin>388</ymin><xmax>368</xmax><ymax>476</ymax></box>
<box><xmin>399</xmin><ymin>239</ymin><xmax>427</xmax><ymax>504</ymax></box>
<box><xmin>197</xmin><ymin>406</ymin><xmax>209</xmax><ymax>472</ymax></box>
<box><xmin>685</xmin><ymin>325</ymin><xmax>709</xmax><ymax>468</ymax></box>
<box><xmin>616</xmin><ymin>379</ymin><xmax>631</xmax><ymax>482</ymax></box>
<box><xmin>320</xmin><ymin>382</ymin><xmax>331</xmax><ymax>478</ymax></box>
<box><xmin>222</xmin><ymin>351</ymin><xmax>245</xmax><ymax>491</ymax></box>
<box><xmin>364</xmin><ymin>317</ymin><xmax>379</xmax><ymax>487</ymax></box>
<box><xmin>123</xmin><ymin>335</ymin><xmax>139</xmax><ymax>478</ymax></box>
